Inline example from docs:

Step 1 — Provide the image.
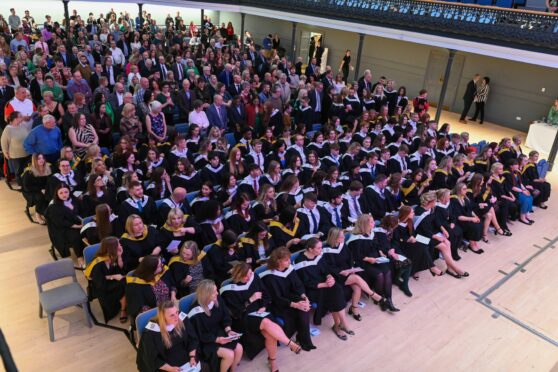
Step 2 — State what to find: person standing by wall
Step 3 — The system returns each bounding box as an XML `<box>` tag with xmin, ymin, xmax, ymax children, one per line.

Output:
<box><xmin>459</xmin><ymin>74</ymin><xmax>480</xmax><ymax>124</ymax></box>
<box><xmin>339</xmin><ymin>50</ymin><xmax>353</xmax><ymax>84</ymax></box>
<box><xmin>471</xmin><ymin>77</ymin><xmax>490</xmax><ymax>125</ymax></box>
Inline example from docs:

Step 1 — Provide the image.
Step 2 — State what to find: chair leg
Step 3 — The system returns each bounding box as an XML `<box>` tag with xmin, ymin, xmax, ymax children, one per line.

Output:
<box><xmin>47</xmin><ymin>313</ymin><xmax>55</xmax><ymax>342</ymax></box>
<box><xmin>25</xmin><ymin>206</ymin><xmax>39</xmax><ymax>224</ymax></box>
<box><xmin>39</xmin><ymin>303</ymin><xmax>43</xmax><ymax>319</ymax></box>
<box><xmin>82</xmin><ymin>302</ymin><xmax>93</xmax><ymax>328</ymax></box>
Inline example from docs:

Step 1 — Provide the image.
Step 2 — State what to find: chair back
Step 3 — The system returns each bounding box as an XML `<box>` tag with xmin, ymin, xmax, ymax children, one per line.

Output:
<box><xmin>186</xmin><ymin>191</ymin><xmax>199</xmax><ymax>204</ymax></box>
<box><xmin>255</xmin><ymin>264</ymin><xmax>268</xmax><ymax>276</ymax></box>
<box><xmin>225</xmin><ymin>133</ymin><xmax>237</xmax><ymax>146</ymax></box>
<box><xmin>495</xmin><ymin>0</ymin><xmax>513</xmax><ymax>7</ymax></box>
<box><xmin>312</xmin><ymin>123</ymin><xmax>322</xmax><ymax>132</ymax></box>
<box><xmin>35</xmin><ymin>259</ymin><xmax>76</xmax><ymax>293</ymax></box>
<box><xmin>537</xmin><ymin>159</ymin><xmax>549</xmax><ymax>179</ymax></box>
<box><xmin>477</xmin><ymin>0</ymin><xmax>493</xmax><ymax>4</ymax></box>
<box><xmin>155</xmin><ymin>199</ymin><xmax>165</xmax><ymax>209</ymax></box>
<box><xmin>83</xmin><ymin>244</ymin><xmax>101</xmax><ymax>266</ymax></box>
<box><xmin>179</xmin><ymin>293</ymin><xmax>196</xmax><ymax>314</ymax></box>
<box><xmin>82</xmin><ymin>215</ymin><xmax>95</xmax><ymax>226</ymax></box>
<box><xmin>135</xmin><ymin>307</ymin><xmax>158</xmax><ymax>341</ymax></box>
<box><xmin>290</xmin><ymin>249</ymin><xmax>304</xmax><ymax>263</ymax></box>
<box><xmin>221</xmin><ymin>278</ymin><xmax>233</xmax><ymax>288</ymax></box>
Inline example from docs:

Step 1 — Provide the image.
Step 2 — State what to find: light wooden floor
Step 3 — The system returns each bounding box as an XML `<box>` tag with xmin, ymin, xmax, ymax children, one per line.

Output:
<box><xmin>1</xmin><ymin>111</ymin><xmax>558</xmax><ymax>372</ymax></box>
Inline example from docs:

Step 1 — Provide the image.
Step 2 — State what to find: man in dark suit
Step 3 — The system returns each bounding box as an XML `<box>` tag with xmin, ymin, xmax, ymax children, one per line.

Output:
<box><xmin>206</xmin><ymin>94</ymin><xmax>228</xmax><ymax>132</ymax></box>
<box><xmin>0</xmin><ymin>76</ymin><xmax>15</xmax><ymax>129</ymax></box>
<box><xmin>171</xmin><ymin>56</ymin><xmax>186</xmax><ymax>84</ymax></box>
<box><xmin>308</xmin><ymin>82</ymin><xmax>324</xmax><ymax>124</ymax></box>
<box><xmin>459</xmin><ymin>74</ymin><xmax>480</xmax><ymax>123</ymax></box>
<box><xmin>157</xmin><ymin>55</ymin><xmax>169</xmax><ymax>81</ymax></box>
<box><xmin>357</xmin><ymin>69</ymin><xmax>373</xmax><ymax>98</ymax></box>
<box><xmin>103</xmin><ymin>57</ymin><xmax>120</xmax><ymax>91</ymax></box>
<box><xmin>218</xmin><ymin>64</ymin><xmax>234</xmax><ymax>87</ymax></box>
<box><xmin>89</xmin><ymin>63</ymin><xmax>107</xmax><ymax>91</ymax></box>
<box><xmin>228</xmin><ymin>95</ymin><xmax>247</xmax><ymax>131</ymax></box>
<box><xmin>227</xmin><ymin>75</ymin><xmax>243</xmax><ymax>97</ymax></box>
<box><xmin>305</xmin><ymin>57</ymin><xmax>318</xmax><ymax>78</ymax></box>
<box><xmin>176</xmin><ymin>79</ymin><xmax>196</xmax><ymax>121</ymax></box>
<box><xmin>116</xmin><ymin>34</ymin><xmax>131</xmax><ymax>60</ymax></box>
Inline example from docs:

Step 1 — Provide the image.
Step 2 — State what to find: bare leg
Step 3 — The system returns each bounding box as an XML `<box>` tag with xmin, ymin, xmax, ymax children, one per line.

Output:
<box><xmin>217</xmin><ymin>347</ymin><xmax>234</xmax><ymax>372</ymax></box>
<box><xmin>261</xmin><ymin>329</ymin><xmax>278</xmax><ymax>371</ymax></box>
<box><xmin>437</xmin><ymin>242</ymin><xmax>464</xmax><ymax>275</ymax></box>
<box><xmin>260</xmin><ymin>318</ymin><xmax>291</xmax><ymax>345</ymax></box>
<box><xmin>230</xmin><ymin>343</ymin><xmax>243</xmax><ymax>372</ymax></box>
<box><xmin>345</xmin><ymin>273</ymin><xmax>382</xmax><ymax>301</ymax></box>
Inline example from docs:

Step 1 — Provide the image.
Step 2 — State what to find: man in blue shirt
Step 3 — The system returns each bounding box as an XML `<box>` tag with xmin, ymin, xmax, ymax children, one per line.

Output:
<box><xmin>9</xmin><ymin>32</ymin><xmax>29</xmax><ymax>54</ymax></box>
<box><xmin>23</xmin><ymin>114</ymin><xmax>62</xmax><ymax>164</ymax></box>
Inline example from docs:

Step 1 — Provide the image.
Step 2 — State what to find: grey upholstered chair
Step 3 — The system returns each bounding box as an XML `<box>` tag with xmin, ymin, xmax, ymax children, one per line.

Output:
<box><xmin>34</xmin><ymin>258</ymin><xmax>92</xmax><ymax>341</ymax></box>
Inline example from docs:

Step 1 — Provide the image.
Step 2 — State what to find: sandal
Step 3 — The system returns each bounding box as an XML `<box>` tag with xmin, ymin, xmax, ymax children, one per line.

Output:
<box><xmin>339</xmin><ymin>325</ymin><xmax>355</xmax><ymax>336</ymax></box>
<box><xmin>348</xmin><ymin>305</ymin><xmax>362</xmax><ymax>321</ymax></box>
<box><xmin>268</xmin><ymin>357</ymin><xmax>279</xmax><ymax>372</ymax></box>
<box><xmin>332</xmin><ymin>325</ymin><xmax>347</xmax><ymax>341</ymax></box>
<box><xmin>286</xmin><ymin>339</ymin><xmax>301</xmax><ymax>354</ymax></box>
<box><xmin>481</xmin><ymin>236</ymin><xmax>489</xmax><ymax>243</ymax></box>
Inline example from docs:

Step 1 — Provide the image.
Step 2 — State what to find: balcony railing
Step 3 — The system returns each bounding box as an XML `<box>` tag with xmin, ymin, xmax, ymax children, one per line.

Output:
<box><xmin>206</xmin><ymin>0</ymin><xmax>558</xmax><ymax>52</ymax></box>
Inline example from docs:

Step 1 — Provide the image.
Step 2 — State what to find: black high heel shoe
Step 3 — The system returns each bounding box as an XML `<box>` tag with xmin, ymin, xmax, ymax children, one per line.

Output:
<box><xmin>379</xmin><ymin>298</ymin><xmax>389</xmax><ymax>312</ymax></box>
<box><xmin>430</xmin><ymin>269</ymin><xmax>444</xmax><ymax>276</ymax></box>
<box><xmin>481</xmin><ymin>236</ymin><xmax>489</xmax><ymax>243</ymax></box>
<box><xmin>470</xmin><ymin>248</ymin><xmax>484</xmax><ymax>254</ymax></box>
<box><xmin>446</xmin><ymin>270</ymin><xmax>462</xmax><ymax>279</ymax></box>
<box><xmin>495</xmin><ymin>228</ymin><xmax>512</xmax><ymax>237</ymax></box>
<box><xmin>286</xmin><ymin>340</ymin><xmax>301</xmax><ymax>354</ymax></box>
<box><xmin>386</xmin><ymin>298</ymin><xmax>400</xmax><ymax>312</ymax></box>
<box><xmin>348</xmin><ymin>305</ymin><xmax>362</xmax><ymax>321</ymax></box>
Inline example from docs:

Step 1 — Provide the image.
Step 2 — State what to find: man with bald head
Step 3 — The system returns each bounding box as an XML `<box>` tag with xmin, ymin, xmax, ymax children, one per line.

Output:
<box><xmin>158</xmin><ymin>187</ymin><xmax>192</xmax><ymax>226</ymax></box>
<box><xmin>109</xmin><ymin>82</ymin><xmax>126</xmax><ymax>110</ymax></box>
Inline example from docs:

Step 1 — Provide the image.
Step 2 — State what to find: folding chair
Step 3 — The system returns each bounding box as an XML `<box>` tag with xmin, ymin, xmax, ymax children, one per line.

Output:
<box><xmin>35</xmin><ymin>259</ymin><xmax>92</xmax><ymax>341</ymax></box>
<box><xmin>135</xmin><ymin>307</ymin><xmax>158</xmax><ymax>346</ymax></box>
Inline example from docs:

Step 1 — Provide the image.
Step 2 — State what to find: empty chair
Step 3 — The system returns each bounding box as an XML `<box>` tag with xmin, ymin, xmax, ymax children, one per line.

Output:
<box><xmin>225</xmin><ymin>132</ymin><xmax>237</xmax><ymax>146</ymax></box>
<box><xmin>35</xmin><ymin>258</ymin><xmax>92</xmax><ymax>341</ymax></box>
<box><xmin>477</xmin><ymin>0</ymin><xmax>493</xmax><ymax>5</ymax></box>
<box><xmin>134</xmin><ymin>307</ymin><xmax>158</xmax><ymax>343</ymax></box>
<box><xmin>175</xmin><ymin>123</ymin><xmax>189</xmax><ymax>135</ymax></box>
<box><xmin>461</xmin><ymin>0</ymin><xmax>476</xmax><ymax>4</ymax></box>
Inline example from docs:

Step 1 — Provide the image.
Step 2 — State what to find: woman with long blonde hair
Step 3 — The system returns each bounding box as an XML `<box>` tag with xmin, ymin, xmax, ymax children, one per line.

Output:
<box><xmin>188</xmin><ymin>279</ymin><xmax>244</xmax><ymax>372</ymax></box>
<box><xmin>137</xmin><ymin>300</ymin><xmax>198</xmax><ymax>371</ymax></box>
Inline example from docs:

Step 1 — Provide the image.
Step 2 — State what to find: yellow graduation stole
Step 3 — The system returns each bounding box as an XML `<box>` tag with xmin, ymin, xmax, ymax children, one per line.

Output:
<box><xmin>269</xmin><ymin>218</ymin><xmax>300</xmax><ymax>237</ymax></box>
<box><xmin>121</xmin><ymin>227</ymin><xmax>148</xmax><ymax>241</ymax></box>
<box><xmin>84</xmin><ymin>256</ymin><xmax>111</xmax><ymax>280</ymax></box>
<box><xmin>401</xmin><ymin>182</ymin><xmax>416</xmax><ymax>197</ymax></box>
<box><xmin>520</xmin><ymin>163</ymin><xmax>534</xmax><ymax>175</ymax></box>
<box><xmin>126</xmin><ymin>265</ymin><xmax>169</xmax><ymax>285</ymax></box>
<box><xmin>168</xmin><ymin>251</ymin><xmax>207</xmax><ymax>266</ymax></box>
<box><xmin>434</xmin><ymin>169</ymin><xmax>448</xmax><ymax>176</ymax></box>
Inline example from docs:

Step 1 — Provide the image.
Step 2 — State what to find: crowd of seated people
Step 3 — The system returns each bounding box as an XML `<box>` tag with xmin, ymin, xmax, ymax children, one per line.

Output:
<box><xmin>0</xmin><ymin>6</ymin><xmax>553</xmax><ymax>372</ymax></box>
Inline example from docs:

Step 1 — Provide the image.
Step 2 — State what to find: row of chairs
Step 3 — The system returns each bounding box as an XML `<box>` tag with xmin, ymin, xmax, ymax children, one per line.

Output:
<box><xmin>442</xmin><ymin>0</ymin><xmax>525</xmax><ymax>8</ymax></box>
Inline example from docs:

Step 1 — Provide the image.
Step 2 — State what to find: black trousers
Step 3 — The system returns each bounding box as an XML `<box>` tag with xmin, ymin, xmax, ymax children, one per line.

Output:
<box><xmin>472</xmin><ymin>102</ymin><xmax>485</xmax><ymax>123</ymax></box>
<box><xmin>460</xmin><ymin>98</ymin><xmax>474</xmax><ymax>120</ymax></box>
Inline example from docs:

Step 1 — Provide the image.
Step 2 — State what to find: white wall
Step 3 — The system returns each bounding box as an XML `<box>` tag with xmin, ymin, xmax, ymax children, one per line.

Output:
<box><xmin>0</xmin><ymin>1</ymin><xmax>218</xmax><ymax>26</ymax></box>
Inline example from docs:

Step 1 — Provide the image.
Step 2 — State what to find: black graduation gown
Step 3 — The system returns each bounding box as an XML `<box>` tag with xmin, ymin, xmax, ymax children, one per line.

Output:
<box><xmin>259</xmin><ymin>266</ymin><xmax>312</xmax><ymax>347</ymax></box>
<box><xmin>126</xmin><ymin>268</ymin><xmax>175</xmax><ymax>320</ymax></box>
<box><xmin>45</xmin><ymin>201</ymin><xmax>84</xmax><ymax>258</ymax></box>
<box><xmin>293</xmin><ymin>253</ymin><xmax>346</xmax><ymax>325</ymax></box>
<box><xmin>220</xmin><ymin>275</ymin><xmax>273</xmax><ymax>359</ymax></box>
<box><xmin>21</xmin><ymin>170</ymin><xmax>49</xmax><ymax>214</ymax></box>
<box><xmin>392</xmin><ymin>224</ymin><xmax>434</xmax><ymax>274</ymax></box>
<box><xmin>202</xmin><ymin>240</ymin><xmax>240</xmax><ymax>286</ymax></box>
<box><xmin>171</xmin><ymin>172</ymin><xmax>202</xmax><ymax>193</ymax></box>
<box><xmin>121</xmin><ymin>227</ymin><xmax>161</xmax><ymax>272</ymax></box>
<box><xmin>251</xmin><ymin>201</ymin><xmax>278</xmax><ymax>222</ymax></box>
<box><xmin>85</xmin><ymin>257</ymin><xmax>126</xmax><ymax>321</ymax></box>
<box><xmin>431</xmin><ymin>169</ymin><xmax>450</xmax><ymax>190</ymax></box>
<box><xmin>168</xmin><ymin>254</ymin><xmax>206</xmax><ymax>298</ymax></box>
<box><xmin>158</xmin><ymin>222</ymin><xmax>198</xmax><ymax>263</ymax></box>
<box><xmin>433</xmin><ymin>203</ymin><xmax>464</xmax><ymax>257</ymax></box>
<box><xmin>119</xmin><ymin>196</ymin><xmax>159</xmax><ymax>226</ymax></box>
<box><xmin>268</xmin><ymin>220</ymin><xmax>301</xmax><ymax>252</ymax></box>
<box><xmin>136</xmin><ymin>317</ymin><xmax>199</xmax><ymax>372</ymax></box>
<box><xmin>413</xmin><ymin>206</ymin><xmax>442</xmax><ymax>251</ymax></box>
<box><xmin>364</xmin><ymin>186</ymin><xmax>389</xmax><ymax>220</ymax></box>
<box><xmin>82</xmin><ymin>190</ymin><xmax>117</xmax><ymax>217</ymax></box>
<box><xmin>522</xmin><ymin>163</ymin><xmax>551</xmax><ymax>204</ymax></box>
<box><xmin>224</xmin><ymin>210</ymin><xmax>254</xmax><ymax>236</ymax></box>
<box><xmin>80</xmin><ymin>217</ymin><xmax>123</xmax><ymax>245</ymax></box>
<box><xmin>187</xmin><ymin>298</ymin><xmax>237</xmax><ymax>371</ymax></box>
<box><xmin>450</xmin><ymin>196</ymin><xmax>482</xmax><ymax>241</ymax></box>
<box><xmin>347</xmin><ymin>233</ymin><xmax>391</xmax><ymax>281</ymax></box>
<box><xmin>237</xmin><ymin>236</ymin><xmax>274</xmax><ymax>268</ymax></box>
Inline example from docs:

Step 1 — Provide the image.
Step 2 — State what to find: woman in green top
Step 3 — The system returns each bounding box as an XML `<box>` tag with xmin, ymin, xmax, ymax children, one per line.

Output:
<box><xmin>547</xmin><ymin>98</ymin><xmax>558</xmax><ymax>125</ymax></box>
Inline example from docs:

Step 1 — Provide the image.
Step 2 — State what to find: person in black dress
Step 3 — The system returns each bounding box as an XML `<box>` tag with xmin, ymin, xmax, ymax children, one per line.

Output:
<box><xmin>225</xmin><ymin>193</ymin><xmax>254</xmax><ymax>236</ymax></box>
<box><xmin>294</xmin><ymin>238</ymin><xmax>354</xmax><ymax>339</ymax></box>
<box><xmin>450</xmin><ymin>182</ymin><xmax>484</xmax><ymax>254</ymax></box>
<box><xmin>203</xmin><ymin>230</ymin><xmax>240</xmax><ymax>287</ymax></box>
<box><xmin>252</xmin><ymin>184</ymin><xmax>279</xmax><ymax>224</ymax></box>
<box><xmin>415</xmin><ymin>191</ymin><xmax>468</xmax><ymax>279</ymax></box>
<box><xmin>260</xmin><ymin>247</ymin><xmax>315</xmax><ymax>352</ymax></box>
<box><xmin>433</xmin><ymin>188</ymin><xmax>465</xmax><ymax>261</ymax></box>
<box><xmin>126</xmin><ymin>255</ymin><xmax>177</xmax><ymax>322</ymax></box>
<box><xmin>221</xmin><ymin>263</ymin><xmax>301</xmax><ymax>371</ymax></box>
<box><xmin>45</xmin><ymin>183</ymin><xmax>85</xmax><ymax>264</ymax></box>
<box><xmin>169</xmin><ymin>241</ymin><xmax>206</xmax><ymax>298</ymax></box>
<box><xmin>188</xmin><ymin>279</ymin><xmax>243</xmax><ymax>372</ymax></box>
<box><xmin>522</xmin><ymin>151</ymin><xmax>551</xmax><ymax>209</ymax></box>
<box><xmin>21</xmin><ymin>153</ymin><xmax>52</xmax><ymax>224</ymax></box>
<box><xmin>136</xmin><ymin>300</ymin><xmax>198</xmax><ymax>372</ymax></box>
<box><xmin>468</xmin><ymin>173</ymin><xmax>508</xmax><ymax>242</ymax></box>
<box><xmin>84</xmin><ymin>236</ymin><xmax>127</xmax><ymax>323</ymax></box>
<box><xmin>339</xmin><ymin>50</ymin><xmax>351</xmax><ymax>83</ymax></box>
<box><xmin>237</xmin><ymin>222</ymin><xmax>274</xmax><ymax>268</ymax></box>
<box><xmin>81</xmin><ymin>203</ymin><xmax>122</xmax><ymax>246</ymax></box>
<box><xmin>82</xmin><ymin>173</ymin><xmax>117</xmax><ymax>216</ymax></box>
<box><xmin>121</xmin><ymin>214</ymin><xmax>162</xmax><ymax>272</ymax></box>
<box><xmin>346</xmin><ymin>215</ymin><xmax>399</xmax><ymax>312</ymax></box>
<box><xmin>159</xmin><ymin>208</ymin><xmax>198</xmax><ymax>263</ymax></box>
<box><xmin>394</xmin><ymin>206</ymin><xmax>443</xmax><ymax>279</ymax></box>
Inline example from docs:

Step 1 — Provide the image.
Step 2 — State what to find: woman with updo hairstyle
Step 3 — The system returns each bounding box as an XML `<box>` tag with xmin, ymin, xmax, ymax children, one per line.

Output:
<box><xmin>84</xmin><ymin>236</ymin><xmax>127</xmax><ymax>323</ymax></box>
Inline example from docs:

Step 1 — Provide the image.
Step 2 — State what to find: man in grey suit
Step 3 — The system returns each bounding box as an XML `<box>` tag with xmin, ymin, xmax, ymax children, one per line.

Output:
<box><xmin>206</xmin><ymin>94</ymin><xmax>228</xmax><ymax>133</ymax></box>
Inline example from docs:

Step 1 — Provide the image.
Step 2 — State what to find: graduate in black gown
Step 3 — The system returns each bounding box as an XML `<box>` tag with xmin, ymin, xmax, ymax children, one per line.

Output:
<box><xmin>322</xmin><ymin>228</ymin><xmax>386</xmax><ymax>321</ymax></box>
<box><xmin>21</xmin><ymin>153</ymin><xmax>51</xmax><ymax>224</ymax></box>
<box><xmin>80</xmin><ymin>203</ymin><xmax>122</xmax><ymax>246</ymax></box>
<box><xmin>187</xmin><ymin>279</ymin><xmax>244</xmax><ymax>372</ymax></box>
<box><xmin>414</xmin><ymin>191</ymin><xmax>468</xmax><ymax>279</ymax></box>
<box><xmin>393</xmin><ymin>206</ymin><xmax>443</xmax><ymax>279</ymax></box>
<box><xmin>121</xmin><ymin>215</ymin><xmax>162</xmax><ymax>272</ymax></box>
<box><xmin>221</xmin><ymin>263</ymin><xmax>301</xmax><ymax>369</ymax></box>
<box><xmin>268</xmin><ymin>206</ymin><xmax>302</xmax><ymax>253</ymax></box>
<box><xmin>84</xmin><ymin>237</ymin><xmax>127</xmax><ymax>323</ymax></box>
<box><xmin>450</xmin><ymin>182</ymin><xmax>484</xmax><ymax>254</ymax></box>
<box><xmin>521</xmin><ymin>152</ymin><xmax>551</xmax><ymax>209</ymax></box>
<box><xmin>347</xmin><ymin>214</ymin><xmax>399</xmax><ymax>312</ymax></box>
<box><xmin>373</xmin><ymin>216</ymin><xmax>413</xmax><ymax>298</ymax></box>
<box><xmin>45</xmin><ymin>183</ymin><xmax>85</xmax><ymax>263</ymax></box>
<box><xmin>158</xmin><ymin>208</ymin><xmax>198</xmax><ymax>263</ymax></box>
<box><xmin>169</xmin><ymin>241</ymin><xmax>206</xmax><ymax>298</ymax></box>
<box><xmin>136</xmin><ymin>300</ymin><xmax>199</xmax><ymax>372</ymax></box>
<box><xmin>202</xmin><ymin>230</ymin><xmax>240</xmax><ymax>287</ymax></box>
<box><xmin>260</xmin><ymin>247</ymin><xmax>315</xmax><ymax>352</ymax></box>
<box><xmin>237</xmin><ymin>222</ymin><xmax>274</xmax><ymax>268</ymax></box>
<box><xmin>294</xmin><ymin>238</ymin><xmax>354</xmax><ymax>339</ymax></box>
<box><xmin>433</xmin><ymin>189</ymin><xmax>465</xmax><ymax>261</ymax></box>
<box><xmin>126</xmin><ymin>255</ymin><xmax>177</xmax><ymax>321</ymax></box>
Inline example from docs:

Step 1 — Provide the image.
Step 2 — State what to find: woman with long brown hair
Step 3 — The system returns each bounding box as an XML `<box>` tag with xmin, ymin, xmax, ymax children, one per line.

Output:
<box><xmin>80</xmin><ymin>203</ymin><xmax>121</xmax><ymax>246</ymax></box>
<box><xmin>450</xmin><ymin>182</ymin><xmax>484</xmax><ymax>254</ymax></box>
<box><xmin>468</xmin><ymin>173</ymin><xmax>507</xmax><ymax>241</ymax></box>
<box><xmin>84</xmin><ymin>236</ymin><xmax>127</xmax><ymax>323</ymax></box>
